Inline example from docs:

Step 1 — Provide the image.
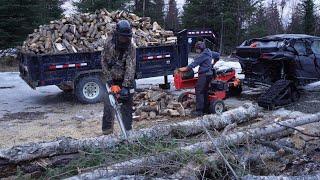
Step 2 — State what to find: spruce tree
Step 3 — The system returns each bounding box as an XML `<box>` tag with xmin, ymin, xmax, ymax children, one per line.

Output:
<box><xmin>182</xmin><ymin>0</ymin><xmax>259</xmax><ymax>54</ymax></box>
<box><xmin>247</xmin><ymin>2</ymin><xmax>268</xmax><ymax>38</ymax></box>
<box><xmin>0</xmin><ymin>0</ymin><xmax>62</xmax><ymax>49</ymax></box>
<box><xmin>134</xmin><ymin>0</ymin><xmax>165</xmax><ymax>26</ymax></box>
<box><xmin>75</xmin><ymin>0</ymin><xmax>130</xmax><ymax>13</ymax></box>
<box><xmin>265</xmin><ymin>0</ymin><xmax>283</xmax><ymax>35</ymax></box>
<box><xmin>165</xmin><ymin>0</ymin><xmax>179</xmax><ymax>30</ymax></box>
<box><xmin>302</xmin><ymin>0</ymin><xmax>316</xmax><ymax>35</ymax></box>
<box><xmin>287</xmin><ymin>2</ymin><xmax>304</xmax><ymax>34</ymax></box>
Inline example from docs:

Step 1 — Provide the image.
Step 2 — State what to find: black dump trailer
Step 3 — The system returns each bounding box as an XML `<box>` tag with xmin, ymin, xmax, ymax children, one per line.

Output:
<box><xmin>19</xmin><ymin>30</ymin><xmax>188</xmax><ymax>104</ymax></box>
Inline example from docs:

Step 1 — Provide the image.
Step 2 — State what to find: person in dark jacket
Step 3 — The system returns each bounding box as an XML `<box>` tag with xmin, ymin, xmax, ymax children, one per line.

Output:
<box><xmin>179</xmin><ymin>41</ymin><xmax>220</xmax><ymax>116</ymax></box>
<box><xmin>101</xmin><ymin>20</ymin><xmax>136</xmax><ymax>135</ymax></box>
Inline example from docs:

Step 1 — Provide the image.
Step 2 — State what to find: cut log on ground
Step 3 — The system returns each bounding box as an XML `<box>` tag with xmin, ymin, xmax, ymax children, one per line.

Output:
<box><xmin>67</xmin><ymin>112</ymin><xmax>320</xmax><ymax>179</ymax></box>
<box><xmin>169</xmin><ymin>162</ymin><xmax>200</xmax><ymax>180</ymax></box>
<box><xmin>0</xmin><ymin>103</ymin><xmax>260</xmax><ymax>166</ymax></box>
<box><xmin>242</xmin><ymin>173</ymin><xmax>320</xmax><ymax>180</ymax></box>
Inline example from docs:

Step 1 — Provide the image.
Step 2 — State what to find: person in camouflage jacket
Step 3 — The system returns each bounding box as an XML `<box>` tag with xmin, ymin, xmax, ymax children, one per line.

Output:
<box><xmin>101</xmin><ymin>20</ymin><xmax>136</xmax><ymax>135</ymax></box>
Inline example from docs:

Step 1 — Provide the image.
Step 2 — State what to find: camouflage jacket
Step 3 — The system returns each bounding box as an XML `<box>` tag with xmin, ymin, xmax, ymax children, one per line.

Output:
<box><xmin>101</xmin><ymin>37</ymin><xmax>136</xmax><ymax>88</ymax></box>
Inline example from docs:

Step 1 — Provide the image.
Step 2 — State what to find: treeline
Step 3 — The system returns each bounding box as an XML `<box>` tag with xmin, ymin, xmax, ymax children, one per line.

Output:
<box><xmin>0</xmin><ymin>0</ymin><xmax>319</xmax><ymax>54</ymax></box>
<box><xmin>0</xmin><ymin>0</ymin><xmax>179</xmax><ymax>49</ymax></box>
<box><xmin>183</xmin><ymin>0</ymin><xmax>320</xmax><ymax>53</ymax></box>
<box><xmin>0</xmin><ymin>0</ymin><xmax>63</xmax><ymax>49</ymax></box>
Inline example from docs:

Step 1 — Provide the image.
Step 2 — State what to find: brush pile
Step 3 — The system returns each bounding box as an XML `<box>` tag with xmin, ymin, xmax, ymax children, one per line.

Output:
<box><xmin>21</xmin><ymin>9</ymin><xmax>177</xmax><ymax>54</ymax></box>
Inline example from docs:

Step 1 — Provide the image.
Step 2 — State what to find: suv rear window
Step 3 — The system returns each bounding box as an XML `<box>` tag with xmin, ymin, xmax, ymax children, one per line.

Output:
<box><xmin>294</xmin><ymin>42</ymin><xmax>307</xmax><ymax>55</ymax></box>
<box><xmin>311</xmin><ymin>40</ymin><xmax>320</xmax><ymax>54</ymax></box>
<box><xmin>249</xmin><ymin>41</ymin><xmax>281</xmax><ymax>48</ymax></box>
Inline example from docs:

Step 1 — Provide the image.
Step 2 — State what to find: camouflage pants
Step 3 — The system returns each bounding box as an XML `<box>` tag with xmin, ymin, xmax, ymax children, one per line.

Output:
<box><xmin>102</xmin><ymin>91</ymin><xmax>133</xmax><ymax>131</ymax></box>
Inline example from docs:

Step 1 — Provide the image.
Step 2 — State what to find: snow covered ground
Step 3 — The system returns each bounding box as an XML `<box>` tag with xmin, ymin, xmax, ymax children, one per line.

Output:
<box><xmin>304</xmin><ymin>81</ymin><xmax>320</xmax><ymax>91</ymax></box>
<box><xmin>1</xmin><ymin>57</ymin><xmax>320</xmax><ymax>147</ymax></box>
<box><xmin>0</xmin><ymin>59</ymin><xmax>247</xmax><ymax>148</ymax></box>
<box><xmin>61</xmin><ymin>0</ymin><xmax>79</xmax><ymax>16</ymax></box>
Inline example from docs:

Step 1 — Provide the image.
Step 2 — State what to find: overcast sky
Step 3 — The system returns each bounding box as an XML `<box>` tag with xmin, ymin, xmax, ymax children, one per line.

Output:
<box><xmin>176</xmin><ymin>0</ymin><xmax>185</xmax><ymax>9</ymax></box>
<box><xmin>267</xmin><ymin>0</ymin><xmax>320</xmax><ymax>25</ymax></box>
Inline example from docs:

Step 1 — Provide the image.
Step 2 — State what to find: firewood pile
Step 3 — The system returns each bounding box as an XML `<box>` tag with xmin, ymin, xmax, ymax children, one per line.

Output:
<box><xmin>0</xmin><ymin>48</ymin><xmax>17</xmax><ymax>58</ymax></box>
<box><xmin>133</xmin><ymin>89</ymin><xmax>194</xmax><ymax>120</ymax></box>
<box><xmin>21</xmin><ymin>9</ymin><xmax>177</xmax><ymax>54</ymax></box>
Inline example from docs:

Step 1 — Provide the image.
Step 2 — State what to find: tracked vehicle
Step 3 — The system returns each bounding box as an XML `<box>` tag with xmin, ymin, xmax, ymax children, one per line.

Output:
<box><xmin>236</xmin><ymin>34</ymin><xmax>320</xmax><ymax>109</ymax></box>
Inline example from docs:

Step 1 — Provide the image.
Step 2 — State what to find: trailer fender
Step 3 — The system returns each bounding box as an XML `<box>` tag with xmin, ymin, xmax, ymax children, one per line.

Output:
<box><xmin>74</xmin><ymin>69</ymin><xmax>103</xmax><ymax>84</ymax></box>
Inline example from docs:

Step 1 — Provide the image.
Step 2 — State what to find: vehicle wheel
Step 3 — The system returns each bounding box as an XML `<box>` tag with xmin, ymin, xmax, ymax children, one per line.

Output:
<box><xmin>291</xmin><ymin>87</ymin><xmax>300</xmax><ymax>102</ymax></box>
<box><xmin>178</xmin><ymin>92</ymin><xmax>190</xmax><ymax>103</ymax></box>
<box><xmin>159</xmin><ymin>83</ymin><xmax>171</xmax><ymax>90</ymax></box>
<box><xmin>266</xmin><ymin>104</ymin><xmax>275</xmax><ymax>110</ymax></box>
<box><xmin>210</xmin><ymin>100</ymin><xmax>225</xmax><ymax>114</ymax></box>
<box><xmin>57</xmin><ymin>85</ymin><xmax>73</xmax><ymax>93</ymax></box>
<box><xmin>75</xmin><ymin>76</ymin><xmax>106</xmax><ymax>104</ymax></box>
<box><xmin>228</xmin><ymin>85</ymin><xmax>242</xmax><ymax>97</ymax></box>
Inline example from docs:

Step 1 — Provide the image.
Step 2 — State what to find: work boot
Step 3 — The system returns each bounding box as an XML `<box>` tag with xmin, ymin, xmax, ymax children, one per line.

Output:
<box><xmin>191</xmin><ymin>111</ymin><xmax>204</xmax><ymax>117</ymax></box>
<box><xmin>204</xmin><ymin>108</ymin><xmax>211</xmax><ymax>114</ymax></box>
<box><xmin>102</xmin><ymin>128</ymin><xmax>113</xmax><ymax>135</ymax></box>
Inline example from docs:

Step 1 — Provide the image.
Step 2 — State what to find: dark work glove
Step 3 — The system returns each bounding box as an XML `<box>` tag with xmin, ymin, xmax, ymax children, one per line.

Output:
<box><xmin>119</xmin><ymin>87</ymin><xmax>129</xmax><ymax>101</ymax></box>
<box><xmin>100</xmin><ymin>75</ymin><xmax>113</xmax><ymax>85</ymax></box>
<box><xmin>106</xmin><ymin>79</ymin><xmax>114</xmax><ymax>86</ymax></box>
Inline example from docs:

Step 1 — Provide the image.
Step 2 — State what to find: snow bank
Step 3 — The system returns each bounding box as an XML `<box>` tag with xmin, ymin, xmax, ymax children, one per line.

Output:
<box><xmin>61</xmin><ymin>0</ymin><xmax>79</xmax><ymax>16</ymax></box>
<box><xmin>303</xmin><ymin>81</ymin><xmax>320</xmax><ymax>91</ymax></box>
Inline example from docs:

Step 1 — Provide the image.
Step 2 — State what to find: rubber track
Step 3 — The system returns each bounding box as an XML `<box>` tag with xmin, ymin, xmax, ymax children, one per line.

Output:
<box><xmin>258</xmin><ymin>79</ymin><xmax>292</xmax><ymax>108</ymax></box>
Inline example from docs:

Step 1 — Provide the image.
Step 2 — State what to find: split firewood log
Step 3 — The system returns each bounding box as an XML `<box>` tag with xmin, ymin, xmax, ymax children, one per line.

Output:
<box><xmin>161</xmin><ymin>109</ymin><xmax>180</xmax><ymax>117</ymax></box>
<box><xmin>137</xmin><ymin>105</ymin><xmax>160</xmax><ymax>113</ymax></box>
<box><xmin>21</xmin><ymin>10</ymin><xmax>177</xmax><ymax>54</ymax></box>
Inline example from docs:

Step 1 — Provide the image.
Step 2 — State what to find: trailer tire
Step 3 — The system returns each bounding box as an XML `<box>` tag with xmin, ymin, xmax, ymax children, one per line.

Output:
<box><xmin>75</xmin><ymin>76</ymin><xmax>105</xmax><ymax>104</ymax></box>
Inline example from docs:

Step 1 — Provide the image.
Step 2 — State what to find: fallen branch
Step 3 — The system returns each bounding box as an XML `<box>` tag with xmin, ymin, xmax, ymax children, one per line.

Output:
<box><xmin>276</xmin><ymin>122</ymin><xmax>320</xmax><ymax>138</ymax></box>
<box><xmin>200</xmin><ymin>119</ymin><xmax>239</xmax><ymax>180</ymax></box>
<box><xmin>0</xmin><ymin>104</ymin><xmax>260</xmax><ymax>177</ymax></box>
<box><xmin>221</xmin><ymin>123</ymin><xmax>237</xmax><ymax>135</ymax></box>
<box><xmin>105</xmin><ymin>175</ymin><xmax>147</xmax><ymax>180</ymax></box>
<box><xmin>256</xmin><ymin>140</ymin><xmax>300</xmax><ymax>155</ymax></box>
<box><xmin>67</xmin><ymin>112</ymin><xmax>320</xmax><ymax>179</ymax></box>
<box><xmin>242</xmin><ymin>173</ymin><xmax>320</xmax><ymax>180</ymax></box>
<box><xmin>169</xmin><ymin>162</ymin><xmax>200</xmax><ymax>180</ymax></box>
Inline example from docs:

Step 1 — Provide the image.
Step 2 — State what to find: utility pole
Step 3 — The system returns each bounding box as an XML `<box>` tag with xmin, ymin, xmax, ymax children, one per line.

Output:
<box><xmin>280</xmin><ymin>0</ymin><xmax>286</xmax><ymax>31</ymax></box>
<box><xmin>219</xmin><ymin>12</ymin><xmax>224</xmax><ymax>54</ymax></box>
<box><xmin>143</xmin><ymin>0</ymin><xmax>146</xmax><ymax>17</ymax></box>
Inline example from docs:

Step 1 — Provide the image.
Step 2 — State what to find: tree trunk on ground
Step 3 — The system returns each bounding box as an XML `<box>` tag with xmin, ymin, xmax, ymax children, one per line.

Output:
<box><xmin>242</xmin><ymin>173</ymin><xmax>320</xmax><ymax>180</ymax></box>
<box><xmin>66</xmin><ymin>112</ymin><xmax>320</xmax><ymax>179</ymax></box>
<box><xmin>169</xmin><ymin>162</ymin><xmax>200</xmax><ymax>180</ymax></box>
<box><xmin>0</xmin><ymin>104</ymin><xmax>260</xmax><ymax>177</ymax></box>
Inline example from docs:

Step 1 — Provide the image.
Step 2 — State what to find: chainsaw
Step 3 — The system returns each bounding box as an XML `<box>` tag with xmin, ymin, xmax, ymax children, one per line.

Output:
<box><xmin>105</xmin><ymin>83</ymin><xmax>128</xmax><ymax>139</ymax></box>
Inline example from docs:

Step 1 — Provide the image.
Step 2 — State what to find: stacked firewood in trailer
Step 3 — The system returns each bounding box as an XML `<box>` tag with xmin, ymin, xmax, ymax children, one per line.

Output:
<box><xmin>21</xmin><ymin>9</ymin><xmax>177</xmax><ymax>54</ymax></box>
